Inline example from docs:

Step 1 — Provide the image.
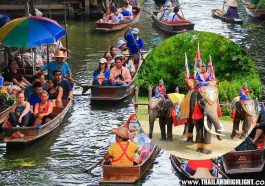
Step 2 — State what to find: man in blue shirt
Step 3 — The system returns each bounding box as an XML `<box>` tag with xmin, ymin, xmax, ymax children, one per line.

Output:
<box><xmin>40</xmin><ymin>50</ymin><xmax>72</xmax><ymax>80</ymax></box>
<box><xmin>29</xmin><ymin>82</ymin><xmax>43</xmax><ymax>108</ymax></box>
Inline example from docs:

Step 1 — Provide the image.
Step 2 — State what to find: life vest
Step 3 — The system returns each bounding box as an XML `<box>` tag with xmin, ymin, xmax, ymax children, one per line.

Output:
<box><xmin>112</xmin><ymin>142</ymin><xmax>133</xmax><ymax>163</ymax></box>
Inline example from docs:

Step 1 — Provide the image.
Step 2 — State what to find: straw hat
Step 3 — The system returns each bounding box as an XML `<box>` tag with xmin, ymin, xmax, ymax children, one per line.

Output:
<box><xmin>117</xmin><ymin>39</ymin><xmax>126</xmax><ymax>48</ymax></box>
<box><xmin>112</xmin><ymin>126</ymin><xmax>130</xmax><ymax>140</ymax></box>
<box><xmin>227</xmin><ymin>0</ymin><xmax>238</xmax><ymax>8</ymax></box>
<box><xmin>52</xmin><ymin>50</ymin><xmax>68</xmax><ymax>60</ymax></box>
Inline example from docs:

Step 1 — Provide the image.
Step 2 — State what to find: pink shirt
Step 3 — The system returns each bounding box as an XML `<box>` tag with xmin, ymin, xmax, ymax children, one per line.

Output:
<box><xmin>110</xmin><ymin>66</ymin><xmax>132</xmax><ymax>85</ymax></box>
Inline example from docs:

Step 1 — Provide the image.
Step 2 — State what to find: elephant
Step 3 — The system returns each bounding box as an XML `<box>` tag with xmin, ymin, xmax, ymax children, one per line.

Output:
<box><xmin>148</xmin><ymin>98</ymin><xmax>174</xmax><ymax>141</ymax></box>
<box><xmin>186</xmin><ymin>86</ymin><xmax>225</xmax><ymax>154</ymax></box>
<box><xmin>230</xmin><ymin>98</ymin><xmax>256</xmax><ymax>139</ymax></box>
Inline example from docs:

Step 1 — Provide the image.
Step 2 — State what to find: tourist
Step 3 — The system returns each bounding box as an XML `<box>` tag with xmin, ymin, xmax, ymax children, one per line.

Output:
<box><xmin>104</xmin><ymin>126</ymin><xmax>138</xmax><ymax>166</ymax></box>
<box><xmin>24</xmin><ymin>74</ymin><xmax>45</xmax><ymax>100</ymax></box>
<box><xmin>195</xmin><ymin>64</ymin><xmax>210</xmax><ymax>89</ymax></box>
<box><xmin>166</xmin><ymin>6</ymin><xmax>180</xmax><ymax>21</ymax></box>
<box><xmin>109</xmin><ymin>46</ymin><xmax>117</xmax><ymax>59</ymax></box>
<box><xmin>53</xmin><ymin>70</ymin><xmax>73</xmax><ymax>100</ymax></box>
<box><xmin>154</xmin><ymin>79</ymin><xmax>166</xmax><ymax>99</ymax></box>
<box><xmin>47</xmin><ymin>78</ymin><xmax>63</xmax><ymax>108</ymax></box>
<box><xmin>28</xmin><ymin>82</ymin><xmax>43</xmax><ymax>108</ymax></box>
<box><xmin>122</xmin><ymin>50</ymin><xmax>135</xmax><ymax>74</ymax></box>
<box><xmin>121</xmin><ymin>5</ymin><xmax>132</xmax><ymax>21</ymax></box>
<box><xmin>8</xmin><ymin>91</ymin><xmax>32</xmax><ymax>127</ymax></box>
<box><xmin>162</xmin><ymin>1</ymin><xmax>174</xmax><ymax>20</ymax></box>
<box><xmin>2</xmin><ymin>59</ymin><xmax>31</xmax><ymax>89</ymax></box>
<box><xmin>157</xmin><ymin>6</ymin><xmax>165</xmax><ymax>20</ymax></box>
<box><xmin>92</xmin><ymin>58</ymin><xmax>110</xmax><ymax>86</ymax></box>
<box><xmin>124</xmin><ymin>1</ymin><xmax>133</xmax><ymax>14</ymax></box>
<box><xmin>33</xmin><ymin>91</ymin><xmax>54</xmax><ymax>126</ymax></box>
<box><xmin>239</xmin><ymin>82</ymin><xmax>251</xmax><ymax>100</ymax></box>
<box><xmin>101</xmin><ymin>7</ymin><xmax>113</xmax><ymax>23</ymax></box>
<box><xmin>117</xmin><ymin>39</ymin><xmax>128</xmax><ymax>55</ymax></box>
<box><xmin>110</xmin><ymin>55</ymin><xmax>132</xmax><ymax>86</ymax></box>
<box><xmin>111</xmin><ymin>8</ymin><xmax>124</xmax><ymax>24</ymax></box>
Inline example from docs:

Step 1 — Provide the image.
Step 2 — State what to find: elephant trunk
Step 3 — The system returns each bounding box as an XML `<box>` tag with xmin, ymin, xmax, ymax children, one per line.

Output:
<box><xmin>149</xmin><ymin>109</ymin><xmax>157</xmax><ymax>139</ymax></box>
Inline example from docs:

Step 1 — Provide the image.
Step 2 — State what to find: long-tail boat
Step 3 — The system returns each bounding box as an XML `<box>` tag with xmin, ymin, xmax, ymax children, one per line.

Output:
<box><xmin>100</xmin><ymin>114</ymin><xmax>159</xmax><ymax>184</ymax></box>
<box><xmin>211</xmin><ymin>9</ymin><xmax>243</xmax><ymax>23</ymax></box>
<box><xmin>221</xmin><ymin>136</ymin><xmax>265</xmax><ymax>174</ymax></box>
<box><xmin>0</xmin><ymin>105</ymin><xmax>14</xmax><ymax>124</ymax></box>
<box><xmin>95</xmin><ymin>8</ymin><xmax>141</xmax><ymax>32</ymax></box>
<box><xmin>90</xmin><ymin>53</ymin><xmax>146</xmax><ymax>102</ymax></box>
<box><xmin>1</xmin><ymin>100</ymin><xmax>72</xmax><ymax>146</ymax></box>
<box><xmin>151</xmin><ymin>9</ymin><xmax>195</xmax><ymax>34</ymax></box>
<box><xmin>170</xmin><ymin>155</ymin><xmax>229</xmax><ymax>179</ymax></box>
<box><xmin>242</xmin><ymin>0</ymin><xmax>265</xmax><ymax>18</ymax></box>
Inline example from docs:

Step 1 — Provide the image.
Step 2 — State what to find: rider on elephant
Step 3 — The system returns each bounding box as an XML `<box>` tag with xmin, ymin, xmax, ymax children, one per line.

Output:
<box><xmin>154</xmin><ymin>79</ymin><xmax>166</xmax><ymax>99</ymax></box>
<box><xmin>239</xmin><ymin>82</ymin><xmax>251</xmax><ymax>101</ymax></box>
<box><xmin>195</xmin><ymin>64</ymin><xmax>211</xmax><ymax>89</ymax></box>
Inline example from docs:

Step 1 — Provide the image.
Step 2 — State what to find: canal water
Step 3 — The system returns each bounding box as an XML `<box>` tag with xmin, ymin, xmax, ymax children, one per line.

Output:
<box><xmin>1</xmin><ymin>0</ymin><xmax>265</xmax><ymax>185</ymax></box>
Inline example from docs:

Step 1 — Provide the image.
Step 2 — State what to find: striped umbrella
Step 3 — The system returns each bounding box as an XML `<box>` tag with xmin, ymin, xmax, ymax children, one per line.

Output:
<box><xmin>0</xmin><ymin>16</ymin><xmax>66</xmax><ymax>48</ymax></box>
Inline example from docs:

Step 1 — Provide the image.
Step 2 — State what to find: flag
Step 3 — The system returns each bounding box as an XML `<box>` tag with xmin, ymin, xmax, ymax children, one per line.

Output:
<box><xmin>185</xmin><ymin>52</ymin><xmax>190</xmax><ymax>78</ymax></box>
<box><xmin>194</xmin><ymin>43</ymin><xmax>201</xmax><ymax>78</ymax></box>
<box><xmin>207</xmin><ymin>55</ymin><xmax>215</xmax><ymax>80</ymax></box>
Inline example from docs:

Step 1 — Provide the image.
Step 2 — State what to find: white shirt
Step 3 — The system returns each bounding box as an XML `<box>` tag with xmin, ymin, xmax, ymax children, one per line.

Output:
<box><xmin>111</xmin><ymin>13</ymin><xmax>124</xmax><ymax>24</ymax></box>
<box><xmin>126</xmin><ymin>5</ymin><xmax>133</xmax><ymax>14</ymax></box>
<box><xmin>166</xmin><ymin>13</ymin><xmax>180</xmax><ymax>21</ymax></box>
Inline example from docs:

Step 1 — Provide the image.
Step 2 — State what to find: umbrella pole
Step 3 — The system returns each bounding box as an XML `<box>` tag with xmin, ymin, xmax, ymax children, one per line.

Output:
<box><xmin>20</xmin><ymin>49</ymin><xmax>26</xmax><ymax>75</ymax></box>
<box><xmin>34</xmin><ymin>49</ymin><xmax>36</xmax><ymax>75</ymax></box>
<box><xmin>64</xmin><ymin>0</ymin><xmax>69</xmax><ymax>57</ymax></box>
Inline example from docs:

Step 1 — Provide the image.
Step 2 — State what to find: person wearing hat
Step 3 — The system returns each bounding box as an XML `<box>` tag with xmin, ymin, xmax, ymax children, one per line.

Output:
<box><xmin>92</xmin><ymin>58</ymin><xmax>110</xmax><ymax>86</ymax></box>
<box><xmin>104</xmin><ymin>126</ymin><xmax>138</xmax><ymax>166</ymax></box>
<box><xmin>166</xmin><ymin>6</ymin><xmax>180</xmax><ymax>21</ymax></box>
<box><xmin>195</xmin><ymin>64</ymin><xmax>211</xmax><ymax>89</ymax></box>
<box><xmin>124</xmin><ymin>27</ymin><xmax>144</xmax><ymax>69</ymax></box>
<box><xmin>223</xmin><ymin>0</ymin><xmax>240</xmax><ymax>19</ymax></box>
<box><xmin>117</xmin><ymin>39</ymin><xmax>128</xmax><ymax>55</ymax></box>
<box><xmin>40</xmin><ymin>50</ymin><xmax>72</xmax><ymax>80</ymax></box>
<box><xmin>239</xmin><ymin>82</ymin><xmax>251</xmax><ymax>100</ymax></box>
<box><xmin>154</xmin><ymin>79</ymin><xmax>166</xmax><ymax>99</ymax></box>
<box><xmin>110</xmin><ymin>55</ymin><xmax>132</xmax><ymax>86</ymax></box>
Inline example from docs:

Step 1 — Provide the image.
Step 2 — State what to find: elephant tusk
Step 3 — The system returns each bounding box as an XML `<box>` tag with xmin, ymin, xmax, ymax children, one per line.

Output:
<box><xmin>204</xmin><ymin>116</ymin><xmax>226</xmax><ymax>137</ymax></box>
<box><xmin>217</xmin><ymin>120</ymin><xmax>225</xmax><ymax>132</ymax></box>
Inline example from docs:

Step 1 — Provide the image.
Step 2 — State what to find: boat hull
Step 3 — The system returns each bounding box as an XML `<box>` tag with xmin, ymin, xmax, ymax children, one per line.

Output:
<box><xmin>1</xmin><ymin>100</ymin><xmax>72</xmax><ymax>146</ymax></box>
<box><xmin>211</xmin><ymin>9</ymin><xmax>243</xmax><ymax>23</ymax></box>
<box><xmin>221</xmin><ymin>149</ymin><xmax>265</xmax><ymax>174</ymax></box>
<box><xmin>100</xmin><ymin>145</ymin><xmax>159</xmax><ymax>184</ymax></box>
<box><xmin>151</xmin><ymin>10</ymin><xmax>195</xmax><ymax>34</ymax></box>
<box><xmin>242</xmin><ymin>0</ymin><xmax>265</xmax><ymax>18</ymax></box>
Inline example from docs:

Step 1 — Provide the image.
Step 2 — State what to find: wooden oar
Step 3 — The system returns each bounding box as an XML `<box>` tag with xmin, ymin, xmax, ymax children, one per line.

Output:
<box><xmin>222</xmin><ymin>0</ymin><xmax>225</xmax><ymax>15</ymax></box>
<box><xmin>83</xmin><ymin>158</ymin><xmax>104</xmax><ymax>174</ymax></box>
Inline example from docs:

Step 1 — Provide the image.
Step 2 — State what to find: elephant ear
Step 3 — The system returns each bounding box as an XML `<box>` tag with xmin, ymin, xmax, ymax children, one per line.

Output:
<box><xmin>241</xmin><ymin>100</ymin><xmax>256</xmax><ymax>116</ymax></box>
<box><xmin>198</xmin><ymin>86</ymin><xmax>219</xmax><ymax>105</ymax></box>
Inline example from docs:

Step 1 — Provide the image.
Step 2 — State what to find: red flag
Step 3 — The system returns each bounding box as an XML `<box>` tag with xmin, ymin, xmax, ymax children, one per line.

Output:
<box><xmin>195</xmin><ymin>43</ymin><xmax>201</xmax><ymax>67</ymax></box>
<box><xmin>185</xmin><ymin>52</ymin><xmax>190</xmax><ymax>78</ymax></box>
<box><xmin>207</xmin><ymin>55</ymin><xmax>215</xmax><ymax>80</ymax></box>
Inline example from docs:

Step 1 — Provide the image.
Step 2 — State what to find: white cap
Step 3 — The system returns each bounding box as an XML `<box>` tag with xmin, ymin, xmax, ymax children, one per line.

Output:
<box><xmin>99</xmin><ymin>58</ymin><xmax>107</xmax><ymax>64</ymax></box>
<box><xmin>117</xmin><ymin>39</ymin><xmax>126</xmax><ymax>48</ymax></box>
<box><xmin>132</xmin><ymin>28</ymin><xmax>139</xmax><ymax>34</ymax></box>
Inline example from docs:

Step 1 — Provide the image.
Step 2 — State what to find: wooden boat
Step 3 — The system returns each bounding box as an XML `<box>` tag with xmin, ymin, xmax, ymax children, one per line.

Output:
<box><xmin>0</xmin><ymin>105</ymin><xmax>14</xmax><ymax>124</ymax></box>
<box><xmin>221</xmin><ymin>136</ymin><xmax>265</xmax><ymax>174</ymax></box>
<box><xmin>242</xmin><ymin>0</ymin><xmax>265</xmax><ymax>18</ymax></box>
<box><xmin>100</xmin><ymin>142</ymin><xmax>159</xmax><ymax>184</ymax></box>
<box><xmin>170</xmin><ymin>155</ymin><xmax>228</xmax><ymax>179</ymax></box>
<box><xmin>211</xmin><ymin>9</ymin><xmax>243</xmax><ymax>23</ymax></box>
<box><xmin>90</xmin><ymin>54</ymin><xmax>145</xmax><ymax>102</ymax></box>
<box><xmin>1</xmin><ymin>100</ymin><xmax>72</xmax><ymax>146</ymax></box>
<box><xmin>95</xmin><ymin>8</ymin><xmax>141</xmax><ymax>32</ymax></box>
<box><xmin>151</xmin><ymin>9</ymin><xmax>195</xmax><ymax>34</ymax></box>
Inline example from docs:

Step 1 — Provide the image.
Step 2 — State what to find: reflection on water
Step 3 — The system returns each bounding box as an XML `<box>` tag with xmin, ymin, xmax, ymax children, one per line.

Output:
<box><xmin>1</xmin><ymin>0</ymin><xmax>265</xmax><ymax>185</ymax></box>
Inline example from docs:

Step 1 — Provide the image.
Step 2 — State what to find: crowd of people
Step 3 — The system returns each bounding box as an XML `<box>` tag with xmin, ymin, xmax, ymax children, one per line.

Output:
<box><xmin>99</xmin><ymin>0</ymin><xmax>140</xmax><ymax>24</ymax></box>
<box><xmin>92</xmin><ymin>27</ymin><xmax>143</xmax><ymax>86</ymax></box>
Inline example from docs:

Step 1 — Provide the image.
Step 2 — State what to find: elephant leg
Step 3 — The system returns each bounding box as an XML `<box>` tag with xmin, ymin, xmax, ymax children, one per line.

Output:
<box><xmin>149</xmin><ymin>110</ymin><xmax>156</xmax><ymax>139</ymax></box>
<box><xmin>231</xmin><ymin>111</ymin><xmax>240</xmax><ymax>139</ymax></box>
<box><xmin>159</xmin><ymin>117</ymin><xmax>166</xmax><ymax>141</ymax></box>
<box><xmin>195</xmin><ymin>120</ymin><xmax>204</xmax><ymax>152</ymax></box>
<box><xmin>186</xmin><ymin>120</ymin><xmax>194</xmax><ymax>143</ymax></box>
<box><xmin>203</xmin><ymin>117</ymin><xmax>212</xmax><ymax>154</ymax></box>
<box><xmin>166</xmin><ymin>117</ymin><xmax>173</xmax><ymax>142</ymax></box>
<box><xmin>241</xmin><ymin>117</ymin><xmax>252</xmax><ymax>139</ymax></box>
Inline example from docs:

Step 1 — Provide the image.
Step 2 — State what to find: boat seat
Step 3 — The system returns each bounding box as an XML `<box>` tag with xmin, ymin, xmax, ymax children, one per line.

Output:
<box><xmin>191</xmin><ymin>168</ymin><xmax>216</xmax><ymax>179</ymax></box>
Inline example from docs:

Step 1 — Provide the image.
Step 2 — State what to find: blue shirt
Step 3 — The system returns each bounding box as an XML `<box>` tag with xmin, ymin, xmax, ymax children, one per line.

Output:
<box><xmin>121</xmin><ymin>10</ymin><xmax>131</xmax><ymax>17</ymax></box>
<box><xmin>125</xmin><ymin>33</ymin><xmax>144</xmax><ymax>55</ymax></box>
<box><xmin>239</xmin><ymin>89</ymin><xmax>251</xmax><ymax>101</ymax></box>
<box><xmin>29</xmin><ymin>93</ymin><xmax>41</xmax><ymax>106</ymax></box>
<box><xmin>40</xmin><ymin>61</ymin><xmax>72</xmax><ymax>79</ymax></box>
<box><xmin>93</xmin><ymin>69</ymin><xmax>110</xmax><ymax>81</ymax></box>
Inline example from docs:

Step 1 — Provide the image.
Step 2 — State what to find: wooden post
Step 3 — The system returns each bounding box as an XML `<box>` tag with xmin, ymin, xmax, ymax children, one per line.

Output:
<box><xmin>148</xmin><ymin>86</ymin><xmax>152</xmax><ymax>113</ymax></box>
<box><xmin>134</xmin><ymin>86</ymin><xmax>139</xmax><ymax>112</ymax></box>
<box><xmin>85</xmin><ymin>0</ymin><xmax>90</xmax><ymax>16</ymax></box>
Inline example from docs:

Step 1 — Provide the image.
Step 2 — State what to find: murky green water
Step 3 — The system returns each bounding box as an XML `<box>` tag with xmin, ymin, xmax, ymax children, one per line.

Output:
<box><xmin>1</xmin><ymin>0</ymin><xmax>265</xmax><ymax>185</ymax></box>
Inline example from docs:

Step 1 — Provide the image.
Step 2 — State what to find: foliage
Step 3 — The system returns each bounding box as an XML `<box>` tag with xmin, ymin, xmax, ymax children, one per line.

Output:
<box><xmin>136</xmin><ymin>31</ymin><xmax>262</xmax><ymax>102</ymax></box>
<box><xmin>257</xmin><ymin>0</ymin><xmax>265</xmax><ymax>9</ymax></box>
